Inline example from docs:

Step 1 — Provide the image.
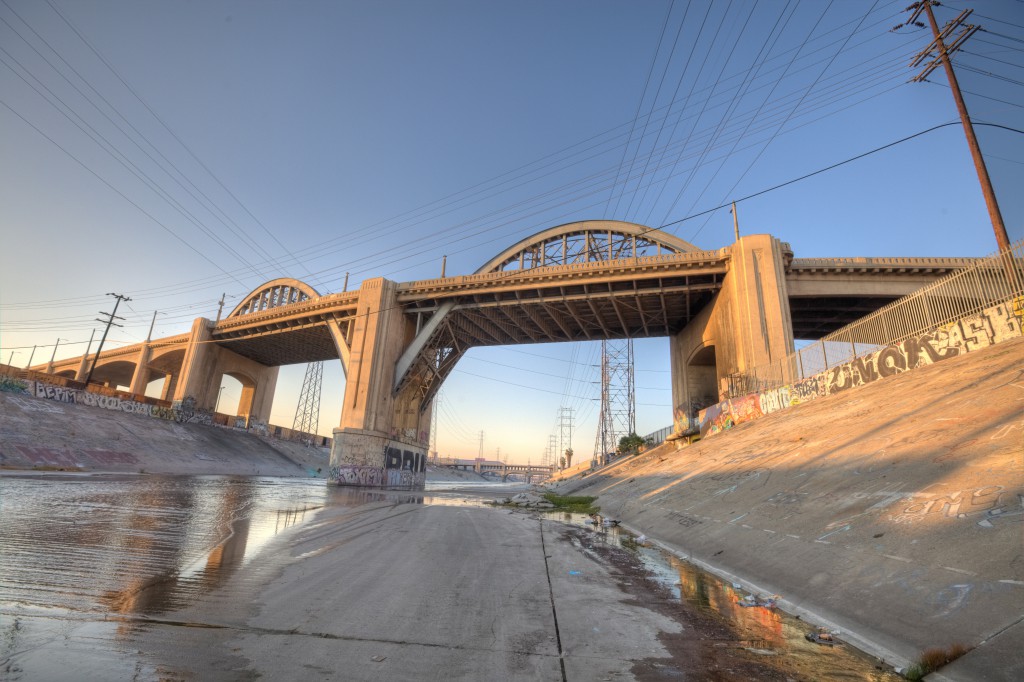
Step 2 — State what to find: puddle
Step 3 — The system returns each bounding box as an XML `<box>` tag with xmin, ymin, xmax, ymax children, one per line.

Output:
<box><xmin>552</xmin><ymin>511</ymin><xmax>902</xmax><ymax>680</ymax></box>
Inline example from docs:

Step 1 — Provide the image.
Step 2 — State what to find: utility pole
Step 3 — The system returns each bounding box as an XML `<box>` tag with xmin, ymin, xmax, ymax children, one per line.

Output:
<box><xmin>24</xmin><ymin>345</ymin><xmax>36</xmax><ymax>369</ymax></box>
<box><xmin>47</xmin><ymin>338</ymin><xmax>66</xmax><ymax>372</ymax></box>
<box><xmin>84</xmin><ymin>293</ymin><xmax>130</xmax><ymax>386</ymax></box>
<box><xmin>477</xmin><ymin>430</ymin><xmax>485</xmax><ymax>459</ymax></box>
<box><xmin>214</xmin><ymin>293</ymin><xmax>226</xmax><ymax>323</ymax></box>
<box><xmin>731</xmin><ymin>202</ymin><xmax>740</xmax><ymax>242</ymax></box>
<box><xmin>904</xmin><ymin>1</ymin><xmax>1009</xmax><ymax>251</ymax></box>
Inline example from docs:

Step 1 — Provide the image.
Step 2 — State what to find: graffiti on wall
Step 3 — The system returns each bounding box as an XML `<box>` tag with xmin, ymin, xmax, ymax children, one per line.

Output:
<box><xmin>384</xmin><ymin>446</ymin><xmax>426</xmax><ymax>473</ymax></box>
<box><xmin>699</xmin><ymin>394</ymin><xmax>764</xmax><ymax>438</ymax></box>
<box><xmin>700</xmin><ymin>299</ymin><xmax>1024</xmax><ymax>437</ymax></box>
<box><xmin>329</xmin><ymin>465</ymin><xmax>384</xmax><ymax>487</ymax></box>
<box><xmin>889</xmin><ymin>485</ymin><xmax>1024</xmax><ymax>528</ymax></box>
<box><xmin>23</xmin><ymin>381</ymin><xmax>217</xmax><ymax>425</ymax></box>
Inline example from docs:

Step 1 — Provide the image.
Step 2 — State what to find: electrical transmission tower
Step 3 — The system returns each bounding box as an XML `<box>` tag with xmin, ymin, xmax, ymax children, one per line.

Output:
<box><xmin>593</xmin><ymin>339</ymin><xmax>635</xmax><ymax>464</ymax></box>
<box><xmin>292</xmin><ymin>361</ymin><xmax>323</xmax><ymax>445</ymax></box>
<box><xmin>559</xmin><ymin>406</ymin><xmax>574</xmax><ymax>468</ymax></box>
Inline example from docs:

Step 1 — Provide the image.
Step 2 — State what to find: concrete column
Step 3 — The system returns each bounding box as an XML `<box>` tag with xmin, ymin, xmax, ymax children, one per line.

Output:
<box><xmin>330</xmin><ymin>278</ymin><xmax>427</xmax><ymax>489</ymax></box>
<box><xmin>75</xmin><ymin>354</ymin><xmax>91</xmax><ymax>382</ymax></box>
<box><xmin>160</xmin><ymin>373</ymin><xmax>177</xmax><ymax>401</ymax></box>
<box><xmin>128</xmin><ymin>344</ymin><xmax>152</xmax><ymax>396</ymax></box>
<box><xmin>669</xmin><ymin>235</ymin><xmax>795</xmax><ymax>424</ymax></box>
<box><xmin>174</xmin><ymin>318</ymin><xmax>216</xmax><ymax>407</ymax></box>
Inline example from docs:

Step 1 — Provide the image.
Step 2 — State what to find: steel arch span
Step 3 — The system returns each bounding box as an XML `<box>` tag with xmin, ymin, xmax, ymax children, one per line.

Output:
<box><xmin>475</xmin><ymin>220</ymin><xmax>697</xmax><ymax>273</ymax></box>
<box><xmin>226</xmin><ymin>278</ymin><xmax>321</xmax><ymax>319</ymax></box>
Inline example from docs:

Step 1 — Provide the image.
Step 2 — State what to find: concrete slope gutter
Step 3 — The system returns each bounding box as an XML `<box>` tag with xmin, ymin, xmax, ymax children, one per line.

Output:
<box><xmin>554</xmin><ymin>336</ymin><xmax>1024</xmax><ymax>680</ymax></box>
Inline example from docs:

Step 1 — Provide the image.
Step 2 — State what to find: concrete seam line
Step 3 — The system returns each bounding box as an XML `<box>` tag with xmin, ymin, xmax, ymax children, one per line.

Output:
<box><xmin>539</xmin><ymin>519</ymin><xmax>568</xmax><ymax>682</ymax></box>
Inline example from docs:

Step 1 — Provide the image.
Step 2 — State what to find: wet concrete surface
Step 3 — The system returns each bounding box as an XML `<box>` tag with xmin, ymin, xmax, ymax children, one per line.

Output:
<box><xmin>2</xmin><ymin>475</ymin><xmax>903</xmax><ymax>680</ymax></box>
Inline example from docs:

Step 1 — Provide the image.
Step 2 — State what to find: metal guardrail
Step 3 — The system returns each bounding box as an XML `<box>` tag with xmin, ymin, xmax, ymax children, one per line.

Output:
<box><xmin>726</xmin><ymin>239</ymin><xmax>1024</xmax><ymax>398</ymax></box>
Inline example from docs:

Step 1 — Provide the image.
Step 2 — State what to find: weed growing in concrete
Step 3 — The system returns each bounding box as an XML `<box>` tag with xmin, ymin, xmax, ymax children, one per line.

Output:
<box><xmin>541</xmin><ymin>493</ymin><xmax>599</xmax><ymax>514</ymax></box>
<box><xmin>903</xmin><ymin>643</ymin><xmax>970</xmax><ymax>680</ymax></box>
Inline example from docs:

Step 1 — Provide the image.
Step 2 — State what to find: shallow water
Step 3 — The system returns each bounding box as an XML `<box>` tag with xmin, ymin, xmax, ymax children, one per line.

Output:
<box><xmin>554</xmin><ymin>511</ymin><xmax>902</xmax><ymax>680</ymax></box>
<box><xmin>2</xmin><ymin>476</ymin><xmax>898</xmax><ymax>680</ymax></box>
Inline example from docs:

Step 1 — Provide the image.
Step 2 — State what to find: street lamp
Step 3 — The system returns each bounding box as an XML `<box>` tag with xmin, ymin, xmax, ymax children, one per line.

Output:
<box><xmin>215</xmin><ymin>386</ymin><xmax>226</xmax><ymax>413</ymax></box>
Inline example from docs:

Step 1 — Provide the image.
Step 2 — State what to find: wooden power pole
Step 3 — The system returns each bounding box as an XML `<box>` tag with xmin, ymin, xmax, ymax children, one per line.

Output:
<box><xmin>904</xmin><ymin>1</ymin><xmax>1009</xmax><ymax>252</ymax></box>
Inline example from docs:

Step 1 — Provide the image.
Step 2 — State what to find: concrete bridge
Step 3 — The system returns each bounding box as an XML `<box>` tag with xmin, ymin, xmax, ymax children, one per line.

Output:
<box><xmin>442</xmin><ymin>459</ymin><xmax>554</xmax><ymax>483</ymax></box>
<box><xmin>41</xmin><ymin>220</ymin><xmax>973</xmax><ymax>489</ymax></box>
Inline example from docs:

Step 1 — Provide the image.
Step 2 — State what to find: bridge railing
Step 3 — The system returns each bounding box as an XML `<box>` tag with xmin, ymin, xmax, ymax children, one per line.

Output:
<box><xmin>725</xmin><ymin>238</ymin><xmax>1024</xmax><ymax>398</ymax></box>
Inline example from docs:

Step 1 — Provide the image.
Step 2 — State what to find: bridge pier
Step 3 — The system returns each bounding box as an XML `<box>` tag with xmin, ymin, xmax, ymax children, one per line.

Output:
<box><xmin>670</xmin><ymin>234</ymin><xmax>795</xmax><ymax>414</ymax></box>
<box><xmin>175</xmin><ymin>317</ymin><xmax>279</xmax><ymax>422</ymax></box>
<box><xmin>330</xmin><ymin>279</ymin><xmax>431</xmax><ymax>489</ymax></box>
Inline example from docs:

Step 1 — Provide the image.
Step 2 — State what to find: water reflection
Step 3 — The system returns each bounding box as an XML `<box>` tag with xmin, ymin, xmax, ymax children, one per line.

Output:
<box><xmin>559</xmin><ymin>511</ymin><xmax>899</xmax><ymax>680</ymax></box>
<box><xmin>0</xmin><ymin>476</ymin><xmax>336</xmax><ymax>621</ymax></box>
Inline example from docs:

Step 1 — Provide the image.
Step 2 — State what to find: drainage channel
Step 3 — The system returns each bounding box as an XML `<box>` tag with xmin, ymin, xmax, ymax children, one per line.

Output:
<box><xmin>549</xmin><ymin>511</ymin><xmax>903</xmax><ymax>681</ymax></box>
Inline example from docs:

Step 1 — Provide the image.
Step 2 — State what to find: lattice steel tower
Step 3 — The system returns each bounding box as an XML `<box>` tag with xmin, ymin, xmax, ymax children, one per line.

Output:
<box><xmin>594</xmin><ymin>339</ymin><xmax>635</xmax><ymax>462</ymax></box>
<box><xmin>292</xmin><ymin>361</ymin><xmax>323</xmax><ymax>443</ymax></box>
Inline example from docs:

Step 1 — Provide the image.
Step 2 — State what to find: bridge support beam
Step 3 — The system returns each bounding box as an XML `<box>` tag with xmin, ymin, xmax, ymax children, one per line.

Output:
<box><xmin>330</xmin><ymin>278</ymin><xmax>431</xmax><ymax>489</ymax></box>
<box><xmin>670</xmin><ymin>234</ymin><xmax>794</xmax><ymax>422</ymax></box>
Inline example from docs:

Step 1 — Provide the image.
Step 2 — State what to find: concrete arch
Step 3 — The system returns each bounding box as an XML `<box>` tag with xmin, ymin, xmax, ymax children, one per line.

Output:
<box><xmin>226</xmin><ymin>278</ymin><xmax>321</xmax><ymax>319</ymax></box>
<box><xmin>475</xmin><ymin>220</ymin><xmax>697</xmax><ymax>273</ymax></box>
<box><xmin>217</xmin><ymin>370</ymin><xmax>258</xmax><ymax>417</ymax></box>
<box><xmin>87</xmin><ymin>359</ymin><xmax>137</xmax><ymax>390</ymax></box>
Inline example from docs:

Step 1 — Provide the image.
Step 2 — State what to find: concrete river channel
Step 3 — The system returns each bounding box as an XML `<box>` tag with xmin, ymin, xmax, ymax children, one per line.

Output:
<box><xmin>0</xmin><ymin>474</ymin><xmax>900</xmax><ymax>680</ymax></box>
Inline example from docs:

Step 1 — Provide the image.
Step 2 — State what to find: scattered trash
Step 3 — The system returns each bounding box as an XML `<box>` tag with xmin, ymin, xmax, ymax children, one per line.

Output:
<box><xmin>805</xmin><ymin>627</ymin><xmax>840</xmax><ymax>646</ymax></box>
<box><xmin>569</xmin><ymin>570</ymin><xmax>582</xmax><ymax>576</ymax></box>
<box><xmin>636</xmin><ymin>534</ymin><xmax>647</xmax><ymax>545</ymax></box>
<box><xmin>732</xmin><ymin>582</ymin><xmax>743</xmax><ymax>589</ymax></box>
<box><xmin>371</xmin><ymin>655</ymin><xmax>387</xmax><ymax>662</ymax></box>
<box><xmin>738</xmin><ymin>594</ymin><xmax>779</xmax><ymax>609</ymax></box>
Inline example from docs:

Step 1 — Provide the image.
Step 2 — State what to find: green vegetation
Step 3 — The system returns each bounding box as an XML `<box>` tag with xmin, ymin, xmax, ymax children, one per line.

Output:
<box><xmin>541</xmin><ymin>493</ymin><xmax>599</xmax><ymax>514</ymax></box>
<box><xmin>617</xmin><ymin>432</ymin><xmax>649</xmax><ymax>456</ymax></box>
<box><xmin>0</xmin><ymin>376</ymin><xmax>28</xmax><ymax>393</ymax></box>
<box><xmin>904</xmin><ymin>643</ymin><xmax>970</xmax><ymax>680</ymax></box>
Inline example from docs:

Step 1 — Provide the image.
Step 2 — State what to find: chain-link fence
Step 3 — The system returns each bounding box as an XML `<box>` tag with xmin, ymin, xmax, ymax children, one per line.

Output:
<box><xmin>726</xmin><ymin>239</ymin><xmax>1024</xmax><ymax>398</ymax></box>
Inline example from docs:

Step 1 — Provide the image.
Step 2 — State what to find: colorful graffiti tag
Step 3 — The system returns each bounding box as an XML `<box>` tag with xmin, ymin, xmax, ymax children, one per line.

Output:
<box><xmin>700</xmin><ymin>298</ymin><xmax>1024</xmax><ymax>437</ymax></box>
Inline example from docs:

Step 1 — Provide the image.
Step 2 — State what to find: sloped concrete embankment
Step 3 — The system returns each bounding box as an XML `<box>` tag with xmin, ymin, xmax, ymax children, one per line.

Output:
<box><xmin>554</xmin><ymin>337</ymin><xmax>1024</xmax><ymax>678</ymax></box>
<box><xmin>0</xmin><ymin>390</ymin><xmax>328</xmax><ymax>476</ymax></box>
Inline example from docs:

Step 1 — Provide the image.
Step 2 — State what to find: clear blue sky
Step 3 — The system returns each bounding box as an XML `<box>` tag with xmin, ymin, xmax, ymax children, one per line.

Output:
<box><xmin>2</xmin><ymin>0</ymin><xmax>1021</xmax><ymax>463</ymax></box>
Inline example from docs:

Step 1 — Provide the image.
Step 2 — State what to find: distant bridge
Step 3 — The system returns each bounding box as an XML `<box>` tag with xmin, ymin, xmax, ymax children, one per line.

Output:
<box><xmin>440</xmin><ymin>459</ymin><xmax>554</xmax><ymax>483</ymax></box>
<box><xmin>39</xmin><ymin>220</ymin><xmax>973</xmax><ymax>489</ymax></box>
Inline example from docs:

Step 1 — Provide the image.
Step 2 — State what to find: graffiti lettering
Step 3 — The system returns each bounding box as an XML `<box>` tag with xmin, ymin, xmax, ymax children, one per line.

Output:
<box><xmin>330</xmin><ymin>465</ymin><xmax>384</xmax><ymax>487</ymax></box>
<box><xmin>701</xmin><ymin>299</ymin><xmax>1024</xmax><ymax>438</ymax></box>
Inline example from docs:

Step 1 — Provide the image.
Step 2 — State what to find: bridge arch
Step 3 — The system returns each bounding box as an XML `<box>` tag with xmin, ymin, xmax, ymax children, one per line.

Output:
<box><xmin>226</xmin><ymin>278</ymin><xmax>321</xmax><ymax>319</ymax></box>
<box><xmin>475</xmin><ymin>220</ymin><xmax>697</xmax><ymax>274</ymax></box>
